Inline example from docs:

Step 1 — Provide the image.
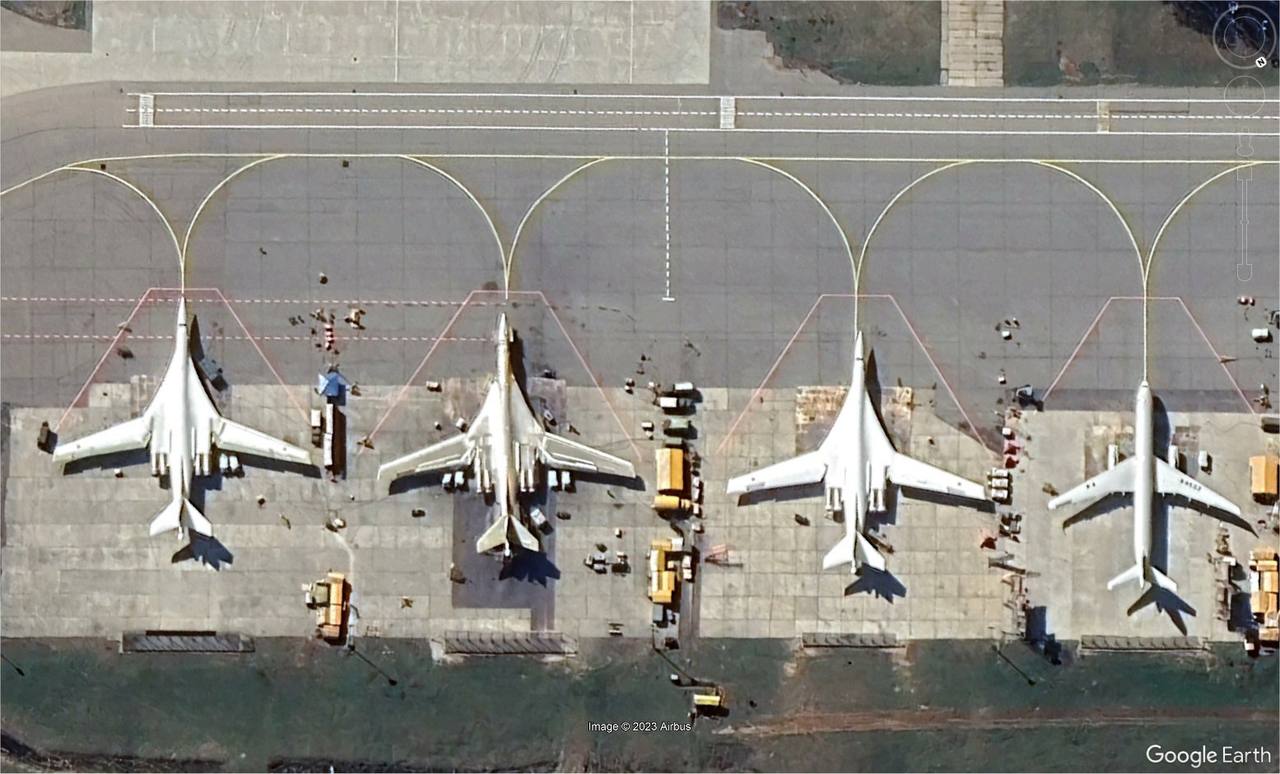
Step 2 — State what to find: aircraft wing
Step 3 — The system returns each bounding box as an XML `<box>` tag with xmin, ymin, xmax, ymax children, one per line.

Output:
<box><xmin>539</xmin><ymin>432</ymin><xmax>635</xmax><ymax>477</ymax></box>
<box><xmin>887</xmin><ymin>452</ymin><xmax>987</xmax><ymax>501</ymax></box>
<box><xmin>214</xmin><ymin>418</ymin><xmax>312</xmax><ymax>466</ymax></box>
<box><xmin>1155</xmin><ymin>459</ymin><xmax>1241</xmax><ymax>516</ymax></box>
<box><xmin>856</xmin><ymin>381</ymin><xmax>985</xmax><ymax>501</ymax></box>
<box><xmin>52</xmin><ymin>415</ymin><xmax>152</xmax><ymax>467</ymax></box>
<box><xmin>1048</xmin><ymin>457</ymin><xmax>1135</xmax><ymax>511</ymax></box>
<box><xmin>727</xmin><ymin>451</ymin><xmax>827</xmax><ymax>495</ymax></box>
<box><xmin>377</xmin><ymin>434</ymin><xmax>474</xmax><ymax>483</ymax></box>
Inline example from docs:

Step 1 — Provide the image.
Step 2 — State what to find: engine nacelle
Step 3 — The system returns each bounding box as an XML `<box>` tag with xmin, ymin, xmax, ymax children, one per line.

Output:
<box><xmin>517</xmin><ymin>446</ymin><xmax>537</xmax><ymax>493</ymax></box>
<box><xmin>150</xmin><ymin>452</ymin><xmax>168</xmax><ymax>477</ymax></box>
<box><xmin>473</xmin><ymin>449</ymin><xmax>492</xmax><ymax>493</ymax></box>
<box><xmin>196</xmin><ymin>452</ymin><xmax>212</xmax><ymax>477</ymax></box>
<box><xmin>824</xmin><ymin>486</ymin><xmax>843</xmax><ymax>514</ymax></box>
<box><xmin>869</xmin><ymin>464</ymin><xmax>890</xmax><ymax>512</ymax></box>
<box><xmin>869</xmin><ymin>485</ymin><xmax>886</xmax><ymax>513</ymax></box>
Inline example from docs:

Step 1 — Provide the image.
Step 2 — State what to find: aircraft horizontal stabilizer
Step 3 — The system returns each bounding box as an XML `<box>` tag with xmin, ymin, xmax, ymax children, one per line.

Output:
<box><xmin>476</xmin><ymin>517</ymin><xmax>509</xmax><ymax>554</ymax></box>
<box><xmin>854</xmin><ymin>533</ymin><xmax>887</xmax><ymax>572</ymax></box>
<box><xmin>510</xmin><ymin>516</ymin><xmax>541</xmax><ymax>552</ymax></box>
<box><xmin>1105</xmin><ymin>563</ymin><xmax>1142</xmax><ymax>591</ymax></box>
<box><xmin>149</xmin><ymin>498</ymin><xmax>212</xmax><ymax>538</ymax></box>
<box><xmin>822</xmin><ymin>534</ymin><xmax>855</xmax><ymax>571</ymax></box>
<box><xmin>1107</xmin><ymin>559</ymin><xmax>1177</xmax><ymax>593</ymax></box>
<box><xmin>1145</xmin><ymin>559</ymin><xmax>1178</xmax><ymax>592</ymax></box>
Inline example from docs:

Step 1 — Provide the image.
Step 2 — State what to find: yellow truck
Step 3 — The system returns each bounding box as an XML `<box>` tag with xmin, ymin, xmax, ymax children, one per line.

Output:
<box><xmin>306</xmin><ymin>571</ymin><xmax>350</xmax><ymax>643</ymax></box>
<box><xmin>692</xmin><ymin>686</ymin><xmax>728</xmax><ymax>716</ymax></box>
<box><xmin>656</xmin><ymin>447</ymin><xmax>685</xmax><ymax>495</ymax></box>
<box><xmin>1250</xmin><ymin>455</ymin><xmax>1279</xmax><ymax>503</ymax></box>
<box><xmin>653</xmin><ymin>494</ymin><xmax>702</xmax><ymax>517</ymax></box>
<box><xmin>648</xmin><ymin>539</ymin><xmax>679</xmax><ymax>605</ymax></box>
<box><xmin>1250</xmin><ymin>547</ymin><xmax>1279</xmax><ymax>653</ymax></box>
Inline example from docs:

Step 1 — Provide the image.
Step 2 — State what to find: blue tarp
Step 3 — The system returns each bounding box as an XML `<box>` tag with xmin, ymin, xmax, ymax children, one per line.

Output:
<box><xmin>316</xmin><ymin>369</ymin><xmax>351</xmax><ymax>399</ymax></box>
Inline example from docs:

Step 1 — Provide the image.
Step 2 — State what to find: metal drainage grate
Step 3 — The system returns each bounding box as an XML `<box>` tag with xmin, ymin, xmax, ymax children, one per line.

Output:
<box><xmin>802</xmin><ymin>632</ymin><xmax>900</xmax><ymax>649</ymax></box>
<box><xmin>1078</xmin><ymin>635</ymin><xmax>1205</xmax><ymax>652</ymax></box>
<box><xmin>121</xmin><ymin>630</ymin><xmax>255</xmax><ymax>653</ymax></box>
<box><xmin>442</xmin><ymin>631</ymin><xmax>577</xmax><ymax>656</ymax></box>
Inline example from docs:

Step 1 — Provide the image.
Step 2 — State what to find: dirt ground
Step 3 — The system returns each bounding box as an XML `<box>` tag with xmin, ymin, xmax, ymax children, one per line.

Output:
<box><xmin>2</xmin><ymin>638</ymin><xmax>1276</xmax><ymax>771</ymax></box>
<box><xmin>717</xmin><ymin>1</ymin><xmax>942</xmax><ymax>86</ymax></box>
<box><xmin>1005</xmin><ymin>1</ymin><xmax>1280</xmax><ymax>87</ymax></box>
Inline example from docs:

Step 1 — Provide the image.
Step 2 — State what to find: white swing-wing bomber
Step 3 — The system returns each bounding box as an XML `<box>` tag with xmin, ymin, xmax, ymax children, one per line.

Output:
<box><xmin>52</xmin><ymin>298</ymin><xmax>314</xmax><ymax>539</ymax></box>
<box><xmin>727</xmin><ymin>331</ymin><xmax>988</xmax><ymax>575</ymax></box>
<box><xmin>378</xmin><ymin>313</ymin><xmax>635</xmax><ymax>558</ymax></box>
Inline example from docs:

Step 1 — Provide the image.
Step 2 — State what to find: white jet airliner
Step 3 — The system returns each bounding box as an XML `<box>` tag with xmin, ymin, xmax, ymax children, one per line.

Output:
<box><xmin>727</xmin><ymin>331</ymin><xmax>989</xmax><ymax>574</ymax></box>
<box><xmin>52</xmin><ymin>298</ymin><xmax>314</xmax><ymax>539</ymax></box>
<box><xmin>1048</xmin><ymin>380</ymin><xmax>1241</xmax><ymax>605</ymax></box>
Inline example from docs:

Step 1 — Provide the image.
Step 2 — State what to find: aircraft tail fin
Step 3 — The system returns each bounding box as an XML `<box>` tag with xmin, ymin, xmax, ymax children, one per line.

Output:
<box><xmin>149</xmin><ymin>498</ymin><xmax>212</xmax><ymax>538</ymax></box>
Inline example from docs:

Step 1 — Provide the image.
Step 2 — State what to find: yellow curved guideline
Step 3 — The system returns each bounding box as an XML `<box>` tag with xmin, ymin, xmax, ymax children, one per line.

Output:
<box><xmin>734</xmin><ymin>157</ymin><xmax>859</xmax><ymax>294</ymax></box>
<box><xmin>856</xmin><ymin>159</ymin><xmax>1147</xmax><ymax>372</ymax></box>
<box><xmin>506</xmin><ymin>157</ymin><xmax>611</xmax><ymax>296</ymax></box>
<box><xmin>178</xmin><ymin>154</ymin><xmax>507</xmax><ymax>293</ymax></box>
<box><xmin>504</xmin><ymin>156</ymin><xmax>859</xmax><ymax>300</ymax></box>
<box><xmin>68</xmin><ymin>165</ymin><xmax>183</xmax><ymax>273</ymax></box>
<box><xmin>398</xmin><ymin>155</ymin><xmax>507</xmax><ymax>290</ymax></box>
<box><xmin>180</xmin><ymin>154</ymin><xmax>287</xmax><ymax>289</ymax></box>
<box><xmin>1145</xmin><ymin>162</ymin><xmax>1263</xmax><ymax>280</ymax></box>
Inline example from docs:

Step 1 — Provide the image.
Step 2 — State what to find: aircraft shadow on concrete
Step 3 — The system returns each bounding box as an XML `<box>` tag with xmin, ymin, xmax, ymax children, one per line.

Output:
<box><xmin>235</xmin><ymin>453</ymin><xmax>323</xmax><ymax>479</ymax></box>
<box><xmin>387</xmin><ymin>470</ymin><xmax>448</xmax><ymax>496</ymax></box>
<box><xmin>897</xmin><ymin>485</ymin><xmax>996</xmax><ymax>515</ymax></box>
<box><xmin>1127</xmin><ymin>584</ymin><xmax>1197</xmax><ymax>636</ymax></box>
<box><xmin>845</xmin><ymin>567</ymin><xmax>907</xmax><ymax>602</ymax></box>
<box><xmin>579</xmin><ymin>471</ymin><xmax>646</xmax><ymax>492</ymax></box>
<box><xmin>499</xmin><ymin>550</ymin><xmax>562</xmax><ymax>585</ymax></box>
<box><xmin>1060</xmin><ymin>492</ymin><xmax>1130</xmax><ymax>530</ymax></box>
<box><xmin>170</xmin><ymin>533</ymin><xmax>234</xmax><ymax>570</ymax></box>
<box><xmin>61</xmin><ymin>448</ymin><xmax>150</xmax><ymax>476</ymax></box>
<box><xmin>864</xmin><ymin>486</ymin><xmax>899</xmax><ymax>532</ymax></box>
<box><xmin>735</xmin><ymin>481</ymin><xmax>824</xmax><ymax>507</ymax></box>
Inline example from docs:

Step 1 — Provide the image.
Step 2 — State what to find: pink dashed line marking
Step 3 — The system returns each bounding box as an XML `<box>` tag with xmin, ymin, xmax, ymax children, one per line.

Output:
<box><xmin>363</xmin><ymin>290</ymin><xmax>641</xmax><ymax>465</ymax></box>
<box><xmin>715</xmin><ymin>293</ymin><xmax>988</xmax><ymax>455</ymax></box>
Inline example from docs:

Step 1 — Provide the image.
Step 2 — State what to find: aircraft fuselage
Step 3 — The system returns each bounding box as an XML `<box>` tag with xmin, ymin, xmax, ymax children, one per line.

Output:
<box><xmin>1131</xmin><ymin>380</ymin><xmax>1155</xmax><ymax>573</ymax></box>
